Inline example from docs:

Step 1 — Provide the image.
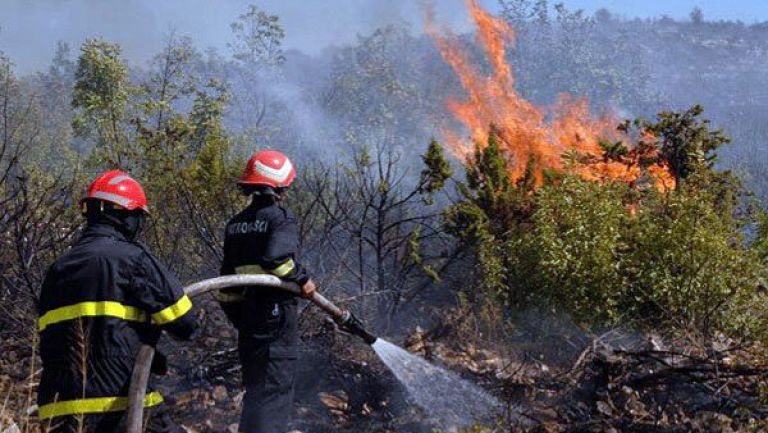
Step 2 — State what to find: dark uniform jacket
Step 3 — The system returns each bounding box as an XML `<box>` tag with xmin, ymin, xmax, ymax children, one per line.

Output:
<box><xmin>218</xmin><ymin>196</ymin><xmax>310</xmax><ymax>433</ymax></box>
<box><xmin>218</xmin><ymin>197</ymin><xmax>309</xmax><ymax>348</ymax></box>
<box><xmin>37</xmin><ymin>223</ymin><xmax>196</xmax><ymax>422</ymax></box>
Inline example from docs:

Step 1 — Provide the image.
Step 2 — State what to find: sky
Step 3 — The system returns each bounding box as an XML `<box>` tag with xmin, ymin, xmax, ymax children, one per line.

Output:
<box><xmin>1</xmin><ymin>0</ymin><xmax>766</xmax><ymax>74</ymax></box>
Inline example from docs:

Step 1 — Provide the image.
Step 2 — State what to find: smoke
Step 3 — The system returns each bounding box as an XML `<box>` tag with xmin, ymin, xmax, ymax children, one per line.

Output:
<box><xmin>255</xmin><ymin>69</ymin><xmax>344</xmax><ymax>161</ymax></box>
<box><xmin>0</xmin><ymin>0</ymin><xmax>159</xmax><ymax>72</ymax></box>
<box><xmin>0</xmin><ymin>0</ymin><xmax>481</xmax><ymax>74</ymax></box>
<box><xmin>2</xmin><ymin>0</ymin><xmax>767</xmax><ymax>75</ymax></box>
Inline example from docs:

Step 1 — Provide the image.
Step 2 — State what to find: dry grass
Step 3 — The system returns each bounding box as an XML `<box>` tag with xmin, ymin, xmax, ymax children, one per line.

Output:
<box><xmin>1</xmin><ymin>359</ymin><xmax>41</xmax><ymax>433</ymax></box>
<box><xmin>0</xmin><ymin>320</ymin><xmax>42</xmax><ymax>433</ymax></box>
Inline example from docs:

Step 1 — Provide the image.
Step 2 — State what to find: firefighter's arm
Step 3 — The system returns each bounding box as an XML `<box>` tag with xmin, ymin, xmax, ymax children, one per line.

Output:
<box><xmin>263</xmin><ymin>213</ymin><xmax>311</xmax><ymax>290</ymax></box>
<box><xmin>132</xmin><ymin>252</ymin><xmax>197</xmax><ymax>340</ymax></box>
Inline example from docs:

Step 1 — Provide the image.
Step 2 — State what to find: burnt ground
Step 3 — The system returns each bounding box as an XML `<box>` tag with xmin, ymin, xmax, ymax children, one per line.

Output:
<box><xmin>2</xmin><ymin>297</ymin><xmax>767</xmax><ymax>433</ymax></box>
<box><xmin>155</xmin><ymin>298</ymin><xmax>439</xmax><ymax>433</ymax></box>
<box><xmin>155</xmin><ymin>296</ymin><xmax>768</xmax><ymax>433</ymax></box>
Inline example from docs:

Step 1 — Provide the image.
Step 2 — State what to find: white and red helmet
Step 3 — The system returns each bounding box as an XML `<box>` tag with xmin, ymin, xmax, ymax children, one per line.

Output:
<box><xmin>82</xmin><ymin>170</ymin><xmax>149</xmax><ymax>212</ymax></box>
<box><xmin>239</xmin><ymin>150</ymin><xmax>296</xmax><ymax>188</ymax></box>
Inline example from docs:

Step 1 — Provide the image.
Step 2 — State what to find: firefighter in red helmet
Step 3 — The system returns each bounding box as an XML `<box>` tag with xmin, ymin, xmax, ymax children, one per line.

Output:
<box><xmin>37</xmin><ymin>170</ymin><xmax>197</xmax><ymax>433</ymax></box>
<box><xmin>218</xmin><ymin>150</ymin><xmax>316</xmax><ymax>433</ymax></box>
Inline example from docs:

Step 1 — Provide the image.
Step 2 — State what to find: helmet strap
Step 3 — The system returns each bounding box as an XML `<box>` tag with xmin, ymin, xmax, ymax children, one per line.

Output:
<box><xmin>239</xmin><ymin>184</ymin><xmax>280</xmax><ymax>197</ymax></box>
<box><xmin>83</xmin><ymin>200</ymin><xmax>122</xmax><ymax>215</ymax></box>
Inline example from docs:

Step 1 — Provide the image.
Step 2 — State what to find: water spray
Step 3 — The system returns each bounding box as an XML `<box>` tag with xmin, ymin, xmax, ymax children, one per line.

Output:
<box><xmin>124</xmin><ymin>275</ymin><xmax>376</xmax><ymax>433</ymax></box>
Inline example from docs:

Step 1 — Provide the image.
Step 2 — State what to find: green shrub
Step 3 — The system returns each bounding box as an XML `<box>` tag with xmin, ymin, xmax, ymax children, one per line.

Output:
<box><xmin>506</xmin><ymin>176</ymin><xmax>629</xmax><ymax>325</ymax></box>
<box><xmin>508</xmin><ymin>175</ymin><xmax>767</xmax><ymax>339</ymax></box>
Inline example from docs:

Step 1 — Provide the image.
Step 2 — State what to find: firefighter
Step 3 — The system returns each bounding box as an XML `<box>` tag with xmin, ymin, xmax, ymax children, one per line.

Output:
<box><xmin>37</xmin><ymin>170</ymin><xmax>197</xmax><ymax>433</ymax></box>
<box><xmin>218</xmin><ymin>150</ymin><xmax>316</xmax><ymax>433</ymax></box>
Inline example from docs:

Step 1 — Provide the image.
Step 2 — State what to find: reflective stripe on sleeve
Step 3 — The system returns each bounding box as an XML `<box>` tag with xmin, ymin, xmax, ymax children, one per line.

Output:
<box><xmin>38</xmin><ymin>391</ymin><xmax>164</xmax><ymax>420</ymax></box>
<box><xmin>234</xmin><ymin>264</ymin><xmax>267</xmax><ymax>275</ymax></box>
<box><xmin>235</xmin><ymin>259</ymin><xmax>294</xmax><ymax>278</ymax></box>
<box><xmin>38</xmin><ymin>301</ymin><xmax>147</xmax><ymax>331</ymax></box>
<box><xmin>151</xmin><ymin>295</ymin><xmax>193</xmax><ymax>325</ymax></box>
<box><xmin>270</xmin><ymin>259</ymin><xmax>295</xmax><ymax>277</ymax></box>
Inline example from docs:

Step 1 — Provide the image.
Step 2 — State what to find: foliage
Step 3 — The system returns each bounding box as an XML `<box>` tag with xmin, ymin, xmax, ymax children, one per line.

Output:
<box><xmin>447</xmin><ymin>108</ymin><xmax>768</xmax><ymax>342</ymax></box>
<box><xmin>324</xmin><ymin>24</ymin><xmax>428</xmax><ymax>153</ymax></box>
<box><xmin>499</xmin><ymin>0</ymin><xmax>659</xmax><ymax>111</ymax></box>
<box><xmin>224</xmin><ymin>4</ymin><xmax>287</xmax><ymax>149</ymax></box>
<box><xmin>444</xmin><ymin>130</ymin><xmax>537</xmax><ymax>307</ymax></box>
<box><xmin>507</xmin><ymin>177</ymin><xmax>629</xmax><ymax>324</ymax></box>
<box><xmin>619</xmin><ymin>177</ymin><xmax>765</xmax><ymax>337</ymax></box>
<box><xmin>420</xmin><ymin>139</ymin><xmax>452</xmax><ymax>196</ymax></box>
<box><xmin>612</xmin><ymin>104</ymin><xmax>732</xmax><ymax>187</ymax></box>
<box><xmin>72</xmin><ymin>35</ymin><xmax>248</xmax><ymax>279</ymax></box>
<box><xmin>228</xmin><ymin>4</ymin><xmax>286</xmax><ymax>66</ymax></box>
<box><xmin>72</xmin><ymin>38</ymin><xmax>130</xmax><ymax>166</ymax></box>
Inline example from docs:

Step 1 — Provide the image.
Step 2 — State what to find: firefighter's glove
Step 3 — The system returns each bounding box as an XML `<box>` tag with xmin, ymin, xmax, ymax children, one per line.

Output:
<box><xmin>301</xmin><ymin>279</ymin><xmax>317</xmax><ymax>299</ymax></box>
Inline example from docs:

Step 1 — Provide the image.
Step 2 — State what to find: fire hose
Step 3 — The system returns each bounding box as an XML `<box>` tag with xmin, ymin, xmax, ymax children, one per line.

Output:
<box><xmin>124</xmin><ymin>275</ymin><xmax>377</xmax><ymax>433</ymax></box>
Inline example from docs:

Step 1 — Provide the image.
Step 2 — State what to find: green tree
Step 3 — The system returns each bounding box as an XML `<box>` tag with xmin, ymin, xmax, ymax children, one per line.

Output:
<box><xmin>72</xmin><ymin>39</ymin><xmax>130</xmax><ymax>166</ymax></box>
<box><xmin>324</xmin><ymin>25</ymin><xmax>425</xmax><ymax>153</ymax></box>
<box><xmin>226</xmin><ymin>5</ymin><xmax>287</xmax><ymax>143</ymax></box>
<box><xmin>509</xmin><ymin>177</ymin><xmax>630</xmax><ymax>324</ymax></box>
<box><xmin>182</xmin><ymin>81</ymin><xmax>246</xmax><ymax>267</ymax></box>
<box><xmin>228</xmin><ymin>4</ymin><xmax>286</xmax><ymax>66</ymax></box>
<box><xmin>70</xmin><ymin>38</ymin><xmax>244</xmax><ymax>277</ymax></box>
<box><xmin>444</xmin><ymin>130</ymin><xmax>538</xmax><ymax>307</ymax></box>
<box><xmin>141</xmin><ymin>33</ymin><xmax>200</xmax><ymax>130</ymax></box>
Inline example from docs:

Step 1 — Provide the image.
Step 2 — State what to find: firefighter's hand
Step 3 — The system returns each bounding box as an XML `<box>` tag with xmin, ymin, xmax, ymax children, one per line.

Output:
<box><xmin>301</xmin><ymin>279</ymin><xmax>317</xmax><ymax>299</ymax></box>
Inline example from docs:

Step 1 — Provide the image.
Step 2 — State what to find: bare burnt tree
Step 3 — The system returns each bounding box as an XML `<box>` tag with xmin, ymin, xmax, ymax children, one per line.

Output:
<box><xmin>305</xmin><ymin>141</ymin><xmax>452</xmax><ymax>326</ymax></box>
<box><xmin>0</xmin><ymin>54</ymin><xmax>80</xmax><ymax>332</ymax></box>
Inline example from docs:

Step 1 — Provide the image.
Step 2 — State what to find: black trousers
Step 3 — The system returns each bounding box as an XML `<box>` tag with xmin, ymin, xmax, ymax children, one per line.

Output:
<box><xmin>238</xmin><ymin>298</ymin><xmax>299</xmax><ymax>433</ymax></box>
<box><xmin>239</xmin><ymin>345</ymin><xmax>298</xmax><ymax>433</ymax></box>
<box><xmin>43</xmin><ymin>404</ymin><xmax>183</xmax><ymax>433</ymax></box>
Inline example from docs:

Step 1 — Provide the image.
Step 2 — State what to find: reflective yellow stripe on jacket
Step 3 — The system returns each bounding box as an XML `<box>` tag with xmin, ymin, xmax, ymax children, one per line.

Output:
<box><xmin>235</xmin><ymin>259</ymin><xmax>295</xmax><ymax>278</ymax></box>
<box><xmin>216</xmin><ymin>261</ymin><xmax>295</xmax><ymax>304</ymax></box>
<box><xmin>38</xmin><ymin>391</ymin><xmax>164</xmax><ymax>420</ymax></box>
<box><xmin>38</xmin><ymin>295</ymin><xmax>193</xmax><ymax>331</ymax></box>
<box><xmin>38</xmin><ymin>301</ymin><xmax>147</xmax><ymax>331</ymax></box>
<box><xmin>151</xmin><ymin>295</ymin><xmax>193</xmax><ymax>324</ymax></box>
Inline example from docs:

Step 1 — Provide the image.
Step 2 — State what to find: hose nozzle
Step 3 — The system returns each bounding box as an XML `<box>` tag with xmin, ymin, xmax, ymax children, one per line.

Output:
<box><xmin>335</xmin><ymin>310</ymin><xmax>377</xmax><ymax>345</ymax></box>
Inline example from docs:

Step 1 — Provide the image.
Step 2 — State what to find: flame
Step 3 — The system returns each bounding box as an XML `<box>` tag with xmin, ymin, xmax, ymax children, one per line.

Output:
<box><xmin>425</xmin><ymin>0</ymin><xmax>674</xmax><ymax>190</ymax></box>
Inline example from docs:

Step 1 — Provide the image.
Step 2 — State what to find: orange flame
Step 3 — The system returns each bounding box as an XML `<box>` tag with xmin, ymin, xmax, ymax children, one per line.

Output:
<box><xmin>425</xmin><ymin>0</ymin><xmax>674</xmax><ymax>189</ymax></box>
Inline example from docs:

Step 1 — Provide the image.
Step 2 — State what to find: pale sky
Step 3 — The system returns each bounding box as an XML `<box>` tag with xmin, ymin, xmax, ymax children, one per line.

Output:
<box><xmin>0</xmin><ymin>0</ymin><xmax>765</xmax><ymax>74</ymax></box>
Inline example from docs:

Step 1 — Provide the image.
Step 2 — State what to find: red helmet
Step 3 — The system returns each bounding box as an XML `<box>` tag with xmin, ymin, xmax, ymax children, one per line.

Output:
<box><xmin>82</xmin><ymin>170</ymin><xmax>149</xmax><ymax>212</ymax></box>
<box><xmin>239</xmin><ymin>150</ymin><xmax>296</xmax><ymax>188</ymax></box>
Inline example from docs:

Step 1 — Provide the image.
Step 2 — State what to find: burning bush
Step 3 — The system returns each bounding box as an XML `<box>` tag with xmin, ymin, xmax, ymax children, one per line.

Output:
<box><xmin>445</xmin><ymin>116</ymin><xmax>768</xmax><ymax>344</ymax></box>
